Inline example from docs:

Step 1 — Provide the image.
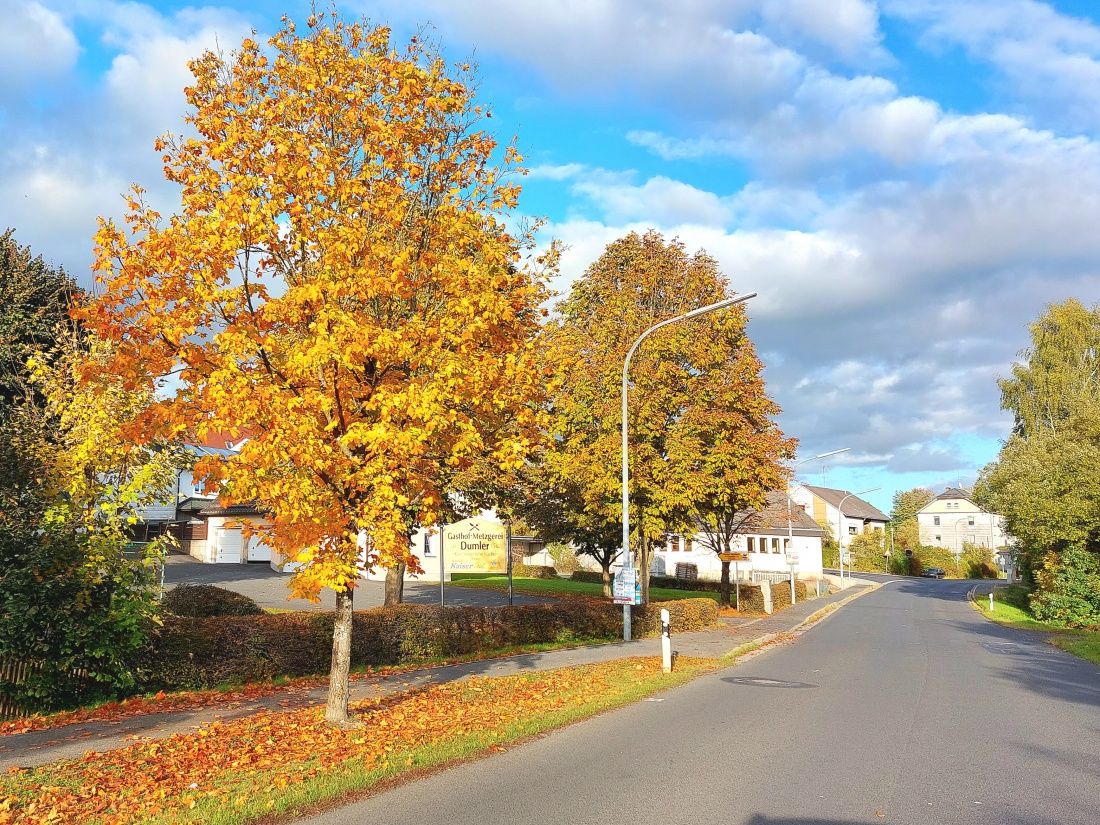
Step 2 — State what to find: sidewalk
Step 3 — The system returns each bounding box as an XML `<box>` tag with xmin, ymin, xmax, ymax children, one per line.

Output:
<box><xmin>0</xmin><ymin>583</ymin><xmax>874</xmax><ymax>771</ymax></box>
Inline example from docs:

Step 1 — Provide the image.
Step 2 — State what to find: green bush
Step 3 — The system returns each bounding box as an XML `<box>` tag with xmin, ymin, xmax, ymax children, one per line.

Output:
<box><xmin>648</xmin><ymin>575</ymin><xmax>721</xmax><ymax>593</ymax></box>
<box><xmin>512</xmin><ymin>564</ymin><xmax>558</xmax><ymax>579</ymax></box>
<box><xmin>630</xmin><ymin>599</ymin><xmax>719</xmax><ymax>635</ymax></box>
<box><xmin>161</xmin><ymin>584</ymin><xmax>263</xmax><ymax>618</ymax></box>
<box><xmin>571</xmin><ymin>571</ymin><xmax>604</xmax><ymax>584</ymax></box>
<box><xmin>1031</xmin><ymin>546</ymin><xmax>1100</xmax><ymax>629</ymax></box>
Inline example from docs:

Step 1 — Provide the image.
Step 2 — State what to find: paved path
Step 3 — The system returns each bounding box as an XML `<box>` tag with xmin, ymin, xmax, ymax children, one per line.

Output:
<box><xmin>162</xmin><ymin>553</ymin><xmax>556</xmax><ymax>611</ymax></box>
<box><xmin>0</xmin><ymin>584</ymin><xmax>870</xmax><ymax>771</ymax></box>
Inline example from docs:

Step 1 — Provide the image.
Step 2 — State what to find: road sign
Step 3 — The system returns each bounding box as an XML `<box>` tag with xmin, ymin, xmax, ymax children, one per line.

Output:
<box><xmin>719</xmin><ymin>552</ymin><xmax>749</xmax><ymax>562</ymax></box>
<box><xmin>786</xmin><ymin>552</ymin><xmax>799</xmax><ymax>564</ymax></box>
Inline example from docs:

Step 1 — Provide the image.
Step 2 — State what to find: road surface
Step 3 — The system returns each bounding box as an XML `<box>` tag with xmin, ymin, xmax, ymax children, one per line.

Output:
<box><xmin>302</xmin><ymin>576</ymin><xmax>1100</xmax><ymax>825</ymax></box>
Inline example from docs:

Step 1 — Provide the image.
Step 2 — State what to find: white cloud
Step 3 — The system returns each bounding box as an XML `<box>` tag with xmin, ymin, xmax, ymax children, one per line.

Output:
<box><xmin>0</xmin><ymin>1</ymin><xmax>79</xmax><ymax>94</ymax></box>
<box><xmin>760</xmin><ymin>0</ymin><xmax>883</xmax><ymax>63</ymax></box>
<box><xmin>884</xmin><ymin>0</ymin><xmax>1100</xmax><ymax>132</ymax></box>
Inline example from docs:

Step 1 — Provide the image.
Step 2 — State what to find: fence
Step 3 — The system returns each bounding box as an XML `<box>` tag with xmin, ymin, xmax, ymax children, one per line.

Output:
<box><xmin>0</xmin><ymin>657</ymin><xmax>40</xmax><ymax>720</ymax></box>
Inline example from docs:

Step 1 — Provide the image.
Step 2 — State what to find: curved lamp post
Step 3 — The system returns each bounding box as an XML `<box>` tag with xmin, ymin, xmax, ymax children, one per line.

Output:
<box><xmin>786</xmin><ymin>448</ymin><xmax>850</xmax><ymax>554</ymax></box>
<box><xmin>620</xmin><ymin>292</ymin><xmax>757</xmax><ymax>640</ymax></box>
<box><xmin>837</xmin><ymin>487</ymin><xmax>879</xmax><ymax>582</ymax></box>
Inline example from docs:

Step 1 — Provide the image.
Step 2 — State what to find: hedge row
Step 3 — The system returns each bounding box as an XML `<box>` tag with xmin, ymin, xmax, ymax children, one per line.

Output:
<box><xmin>140</xmin><ymin>598</ymin><xmax>718</xmax><ymax>691</ymax></box>
<box><xmin>571</xmin><ymin>571</ymin><xmax>605</xmax><ymax>584</ymax></box>
<box><xmin>512</xmin><ymin>564</ymin><xmax>559</xmax><ymax>579</ymax></box>
<box><xmin>770</xmin><ymin>580</ymin><xmax>809</xmax><ymax>611</ymax></box>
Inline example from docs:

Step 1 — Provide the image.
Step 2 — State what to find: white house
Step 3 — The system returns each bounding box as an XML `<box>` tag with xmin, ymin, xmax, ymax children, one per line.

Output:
<box><xmin>650</xmin><ymin>492</ymin><xmax>827</xmax><ymax>581</ymax></box>
<box><xmin>789</xmin><ymin>484</ymin><xmax>888</xmax><ymax>549</ymax></box>
<box><xmin>916</xmin><ymin>487</ymin><xmax>1007</xmax><ymax>551</ymax></box>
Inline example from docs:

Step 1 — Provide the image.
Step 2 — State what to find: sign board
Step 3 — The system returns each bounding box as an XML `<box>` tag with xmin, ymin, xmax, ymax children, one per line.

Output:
<box><xmin>840</xmin><ymin>551</ymin><xmax>851</xmax><ymax>563</ymax></box>
<box><xmin>719</xmin><ymin>552</ymin><xmax>749</xmax><ymax>562</ymax></box>
<box><xmin>785</xmin><ymin>552</ymin><xmax>799</xmax><ymax>564</ymax></box>
<box><xmin>613</xmin><ymin>567</ymin><xmax>640</xmax><ymax>605</ymax></box>
<box><xmin>441</xmin><ymin>517</ymin><xmax>508</xmax><ymax>573</ymax></box>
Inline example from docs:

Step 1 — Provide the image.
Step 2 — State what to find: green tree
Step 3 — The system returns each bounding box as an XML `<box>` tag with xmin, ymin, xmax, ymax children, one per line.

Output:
<box><xmin>0</xmin><ymin>229</ymin><xmax>84</xmax><ymax>418</ymax></box>
<box><xmin>890</xmin><ymin>487</ymin><xmax>934</xmax><ymax>525</ymax></box>
<box><xmin>0</xmin><ymin>237</ymin><xmax>169</xmax><ymax>712</ymax></box>
<box><xmin>977</xmin><ymin>299</ymin><xmax>1100</xmax><ymax>625</ymax></box>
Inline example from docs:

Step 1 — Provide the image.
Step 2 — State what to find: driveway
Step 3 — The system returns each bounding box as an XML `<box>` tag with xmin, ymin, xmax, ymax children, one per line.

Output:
<box><xmin>162</xmin><ymin>552</ymin><xmax>555</xmax><ymax>611</ymax></box>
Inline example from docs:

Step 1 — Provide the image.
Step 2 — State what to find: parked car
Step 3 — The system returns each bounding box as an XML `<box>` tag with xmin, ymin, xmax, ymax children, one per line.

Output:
<box><xmin>921</xmin><ymin>567</ymin><xmax>946</xmax><ymax>579</ymax></box>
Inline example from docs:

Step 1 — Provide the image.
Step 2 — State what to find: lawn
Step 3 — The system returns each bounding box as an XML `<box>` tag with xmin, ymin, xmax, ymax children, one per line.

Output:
<box><xmin>974</xmin><ymin>584</ymin><xmax>1100</xmax><ymax>666</ymax></box>
<box><xmin>0</xmin><ymin>657</ymin><xmax>717</xmax><ymax>825</ymax></box>
<box><xmin>449</xmin><ymin>572</ymin><xmax>722</xmax><ymax>603</ymax></box>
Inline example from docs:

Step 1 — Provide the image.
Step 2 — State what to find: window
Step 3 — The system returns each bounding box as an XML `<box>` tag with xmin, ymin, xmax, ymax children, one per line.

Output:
<box><xmin>848</xmin><ymin>525</ymin><xmax>857</xmax><ymax>535</ymax></box>
<box><xmin>934</xmin><ymin>534</ymin><xmax>941</xmax><ymax>542</ymax></box>
<box><xmin>783</xmin><ymin>538</ymin><xmax>790</xmax><ymax>552</ymax></box>
<box><xmin>771</xmin><ymin>538</ymin><xmax>780</xmax><ymax>553</ymax></box>
<box><xmin>685</xmin><ymin>536</ymin><xmax>693</xmax><ymax>553</ymax></box>
<box><xmin>968</xmin><ymin>517</ymin><xmax>975</xmax><ymax>527</ymax></box>
<box><xmin>933</xmin><ymin>516</ymin><xmax>940</xmax><ymax>526</ymax></box>
<box><xmin>746</xmin><ymin>537</ymin><xmax>755</xmax><ymax>553</ymax></box>
<box><xmin>670</xmin><ymin>536</ymin><xmax>680</xmax><ymax>552</ymax></box>
<box><xmin>873</xmin><ymin>525</ymin><xmax>882</xmax><ymax>532</ymax></box>
<box><xmin>423</xmin><ymin>532</ymin><xmax>433</xmax><ymax>556</ymax></box>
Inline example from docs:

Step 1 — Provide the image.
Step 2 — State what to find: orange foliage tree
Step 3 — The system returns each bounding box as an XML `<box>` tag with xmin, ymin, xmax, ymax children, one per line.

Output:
<box><xmin>83</xmin><ymin>14</ymin><xmax>552</xmax><ymax>725</ymax></box>
<box><xmin>540</xmin><ymin>231</ymin><xmax>792</xmax><ymax>602</ymax></box>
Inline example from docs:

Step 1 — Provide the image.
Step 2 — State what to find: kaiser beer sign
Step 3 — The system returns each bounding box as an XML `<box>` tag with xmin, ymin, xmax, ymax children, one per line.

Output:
<box><xmin>441</xmin><ymin>517</ymin><xmax>508</xmax><ymax>573</ymax></box>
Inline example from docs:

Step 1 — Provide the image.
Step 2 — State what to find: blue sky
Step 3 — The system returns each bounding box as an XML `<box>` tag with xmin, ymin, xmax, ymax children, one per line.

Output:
<box><xmin>3</xmin><ymin>0</ymin><xmax>1100</xmax><ymax>514</ymax></box>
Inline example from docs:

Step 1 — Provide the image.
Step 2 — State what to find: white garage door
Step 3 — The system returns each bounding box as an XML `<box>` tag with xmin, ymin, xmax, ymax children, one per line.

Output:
<box><xmin>246</xmin><ymin>535</ymin><xmax>271</xmax><ymax>562</ymax></box>
<box><xmin>215</xmin><ymin>527</ymin><xmax>242</xmax><ymax>564</ymax></box>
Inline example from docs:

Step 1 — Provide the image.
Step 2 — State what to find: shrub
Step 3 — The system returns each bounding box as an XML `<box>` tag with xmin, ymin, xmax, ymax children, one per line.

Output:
<box><xmin>571</xmin><ymin>571</ymin><xmax>604</xmax><ymax>584</ymax></box>
<box><xmin>140</xmin><ymin>598</ymin><xmax>719</xmax><ymax>691</ymax></box>
<box><xmin>648</xmin><ymin>575</ymin><xmax>721</xmax><ymax>593</ymax></box>
<box><xmin>770</xmin><ymin>580</ymin><xmax>808</xmax><ymax>611</ymax></box>
<box><xmin>161</xmin><ymin>584</ymin><xmax>263</xmax><ymax>618</ymax></box>
<box><xmin>512</xmin><ymin>564</ymin><xmax>558</xmax><ymax>579</ymax></box>
<box><xmin>731</xmin><ymin>584</ymin><xmax>765</xmax><ymax>614</ymax></box>
<box><xmin>545</xmin><ymin>542</ymin><xmax>583</xmax><ymax>575</ymax></box>
<box><xmin>631</xmin><ymin>599</ymin><xmax>718</xmax><ymax>635</ymax></box>
<box><xmin>1031</xmin><ymin>546</ymin><xmax>1100</xmax><ymax>628</ymax></box>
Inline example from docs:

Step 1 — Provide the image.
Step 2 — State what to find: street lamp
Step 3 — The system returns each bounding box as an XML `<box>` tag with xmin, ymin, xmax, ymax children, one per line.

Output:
<box><xmin>953</xmin><ymin>516</ymin><xmax>973</xmax><ymax>574</ymax></box>
<box><xmin>621</xmin><ymin>292</ymin><xmax>757</xmax><ymax>640</ymax></box>
<box><xmin>787</xmin><ymin>448</ymin><xmax>850</xmax><ymax>553</ymax></box>
<box><xmin>837</xmin><ymin>487</ymin><xmax>879</xmax><ymax>583</ymax></box>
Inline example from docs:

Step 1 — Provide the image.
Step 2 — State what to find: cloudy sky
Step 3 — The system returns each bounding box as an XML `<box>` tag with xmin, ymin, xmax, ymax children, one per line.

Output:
<box><xmin>3</xmin><ymin>0</ymin><xmax>1099</xmax><ymax>513</ymax></box>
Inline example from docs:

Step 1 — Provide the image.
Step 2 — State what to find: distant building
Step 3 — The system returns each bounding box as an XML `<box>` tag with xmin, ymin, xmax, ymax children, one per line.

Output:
<box><xmin>790</xmin><ymin>484</ymin><xmax>889</xmax><ymax>545</ymax></box>
<box><xmin>915</xmin><ymin>487</ymin><xmax>1007</xmax><ymax>551</ymax></box>
<box><xmin>651</xmin><ymin>492</ymin><xmax>827</xmax><ymax>580</ymax></box>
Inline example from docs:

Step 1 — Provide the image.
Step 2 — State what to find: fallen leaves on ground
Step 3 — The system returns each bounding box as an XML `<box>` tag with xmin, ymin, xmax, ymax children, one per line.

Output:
<box><xmin>0</xmin><ymin>657</ymin><xmax>712</xmax><ymax>825</ymax></box>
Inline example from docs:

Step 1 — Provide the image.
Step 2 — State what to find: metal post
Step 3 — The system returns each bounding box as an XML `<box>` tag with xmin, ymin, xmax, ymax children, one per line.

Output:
<box><xmin>837</xmin><ymin>487</ymin><xmax>879</xmax><ymax>584</ymax></box>
<box><xmin>661</xmin><ymin>608</ymin><xmax>672</xmax><ymax>673</ymax></box>
<box><xmin>439</xmin><ymin>525</ymin><xmax>445</xmax><ymax>608</ymax></box>
<box><xmin>734</xmin><ymin>561</ymin><xmax>740</xmax><ymax>611</ymax></box>
<box><xmin>621</xmin><ymin>292</ymin><xmax>755</xmax><ymax>641</ymax></box>
<box><xmin>506</xmin><ymin>521</ymin><xmax>513</xmax><ymax>607</ymax></box>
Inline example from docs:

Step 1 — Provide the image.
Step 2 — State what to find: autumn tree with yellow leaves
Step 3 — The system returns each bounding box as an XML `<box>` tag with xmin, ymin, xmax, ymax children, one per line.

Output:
<box><xmin>84</xmin><ymin>14</ymin><xmax>552</xmax><ymax>725</ymax></box>
<box><xmin>541</xmin><ymin>231</ymin><xmax>792</xmax><ymax>603</ymax></box>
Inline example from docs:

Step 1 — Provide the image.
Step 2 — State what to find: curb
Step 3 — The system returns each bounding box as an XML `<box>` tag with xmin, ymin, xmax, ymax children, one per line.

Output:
<box><xmin>720</xmin><ymin>581</ymin><xmax>883</xmax><ymax>659</ymax></box>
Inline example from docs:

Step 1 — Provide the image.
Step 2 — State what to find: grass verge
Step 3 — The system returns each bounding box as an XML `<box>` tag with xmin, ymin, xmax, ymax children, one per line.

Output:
<box><xmin>973</xmin><ymin>584</ymin><xmax>1100</xmax><ymax>666</ymax></box>
<box><xmin>0</xmin><ymin>656</ymin><xmax>717</xmax><ymax>825</ymax></box>
<box><xmin>449</xmin><ymin>573</ymin><xmax>724</xmax><ymax>603</ymax></box>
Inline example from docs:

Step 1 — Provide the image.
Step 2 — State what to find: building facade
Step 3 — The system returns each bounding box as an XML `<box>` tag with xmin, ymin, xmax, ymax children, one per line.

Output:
<box><xmin>916</xmin><ymin>487</ymin><xmax>1007</xmax><ymax>551</ymax></box>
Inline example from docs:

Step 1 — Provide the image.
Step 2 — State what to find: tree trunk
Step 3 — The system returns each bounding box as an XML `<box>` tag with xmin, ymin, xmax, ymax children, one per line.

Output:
<box><xmin>601</xmin><ymin>561</ymin><xmax>612</xmax><ymax>598</ymax></box>
<box><xmin>639</xmin><ymin>529</ymin><xmax>651</xmax><ymax>605</ymax></box>
<box><xmin>325</xmin><ymin>584</ymin><xmax>354</xmax><ymax>726</ymax></box>
<box><xmin>384</xmin><ymin>563</ymin><xmax>405</xmax><ymax>606</ymax></box>
<box><xmin>720</xmin><ymin>560</ymin><xmax>731</xmax><ymax>608</ymax></box>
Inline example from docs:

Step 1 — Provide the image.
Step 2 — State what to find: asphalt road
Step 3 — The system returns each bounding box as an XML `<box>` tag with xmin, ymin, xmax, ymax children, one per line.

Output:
<box><xmin>301</xmin><ymin>577</ymin><xmax>1100</xmax><ymax>825</ymax></box>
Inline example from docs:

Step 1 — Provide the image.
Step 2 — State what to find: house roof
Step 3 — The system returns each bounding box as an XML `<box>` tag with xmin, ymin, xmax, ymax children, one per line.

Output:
<box><xmin>727</xmin><ymin>491</ymin><xmax>827</xmax><ymax>537</ymax></box>
<box><xmin>197</xmin><ymin>501</ymin><xmax>265</xmax><ymax>518</ymax></box>
<box><xmin>802</xmin><ymin>485</ymin><xmax>889</xmax><ymax>521</ymax></box>
<box><xmin>933</xmin><ymin>487</ymin><xmax>973</xmax><ymax>502</ymax></box>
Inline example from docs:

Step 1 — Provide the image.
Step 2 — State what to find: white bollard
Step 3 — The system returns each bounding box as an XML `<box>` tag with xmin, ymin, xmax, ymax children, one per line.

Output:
<box><xmin>661</xmin><ymin>608</ymin><xmax>672</xmax><ymax>673</ymax></box>
<box><xmin>989</xmin><ymin>592</ymin><xmax>994</xmax><ymax>612</ymax></box>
